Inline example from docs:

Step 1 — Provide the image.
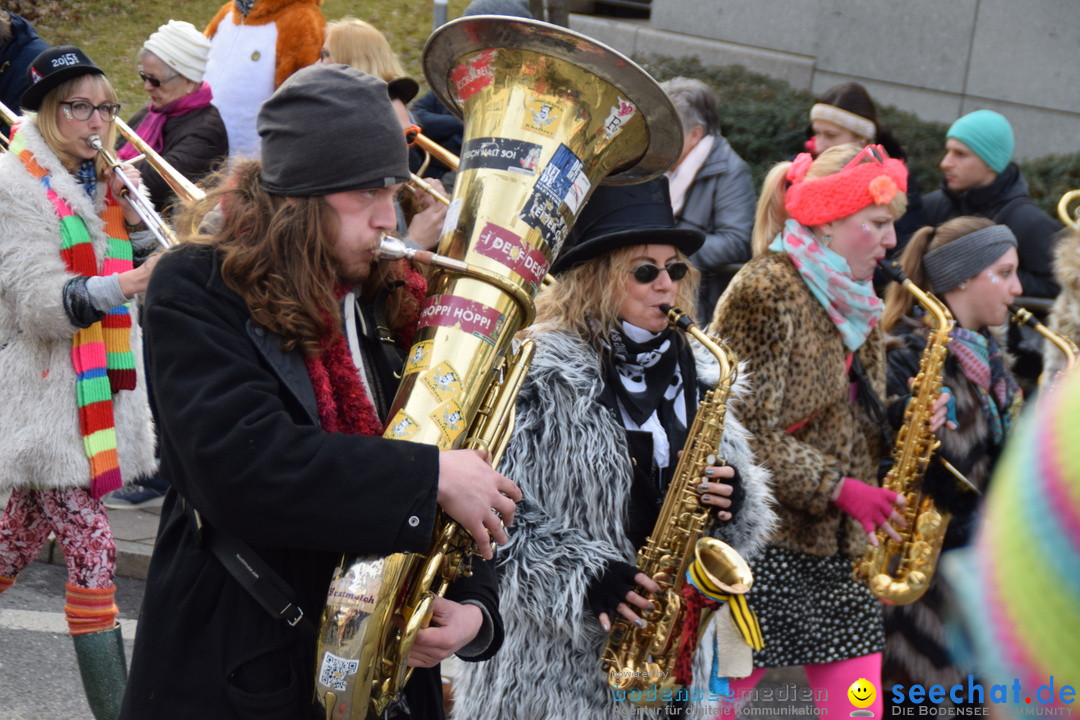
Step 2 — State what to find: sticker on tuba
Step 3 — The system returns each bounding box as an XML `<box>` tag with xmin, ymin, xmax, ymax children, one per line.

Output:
<box><xmin>318</xmin><ymin>651</ymin><xmax>359</xmax><ymax>693</ymax></box>
<box><xmin>421</xmin><ymin>361</ymin><xmax>463</xmax><ymax>403</ymax></box>
<box><xmin>432</xmin><ymin>398</ymin><xmax>467</xmax><ymax>445</ymax></box>
<box><xmin>418</xmin><ymin>295</ymin><xmax>504</xmax><ymax>346</ymax></box>
<box><xmin>403</xmin><ymin>340</ymin><xmax>434</xmax><ymax>377</ymax></box>
<box><xmin>522</xmin><ymin>97</ymin><xmax>564</xmax><ymax>137</ymax></box>
<box><xmin>474</xmin><ymin>222</ymin><xmax>549</xmax><ymax>290</ymax></box>
<box><xmin>451</xmin><ymin>49</ymin><xmax>496</xmax><ymax>104</ymax></box>
<box><xmin>386</xmin><ymin>410</ymin><xmax>421</xmax><ymax>440</ymax></box>
<box><xmin>601</xmin><ymin>97</ymin><xmax>637</xmax><ymax>140</ymax></box>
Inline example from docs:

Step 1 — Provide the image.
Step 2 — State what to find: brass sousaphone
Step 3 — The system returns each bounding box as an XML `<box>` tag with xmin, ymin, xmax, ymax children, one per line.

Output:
<box><xmin>313</xmin><ymin>16</ymin><xmax>683</xmax><ymax>719</ymax></box>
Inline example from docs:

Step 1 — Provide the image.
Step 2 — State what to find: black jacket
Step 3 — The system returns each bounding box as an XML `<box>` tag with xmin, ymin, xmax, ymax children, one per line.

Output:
<box><xmin>121</xmin><ymin>244</ymin><xmax>501</xmax><ymax>719</ymax></box>
<box><xmin>122</xmin><ymin>103</ymin><xmax>229</xmax><ymax>214</ymax></box>
<box><xmin>922</xmin><ymin>164</ymin><xmax>1061</xmax><ymax>298</ymax></box>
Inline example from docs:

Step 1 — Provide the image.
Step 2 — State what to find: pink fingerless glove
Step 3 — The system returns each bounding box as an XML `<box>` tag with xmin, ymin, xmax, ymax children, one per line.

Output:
<box><xmin>833</xmin><ymin>477</ymin><xmax>900</xmax><ymax>536</ymax></box>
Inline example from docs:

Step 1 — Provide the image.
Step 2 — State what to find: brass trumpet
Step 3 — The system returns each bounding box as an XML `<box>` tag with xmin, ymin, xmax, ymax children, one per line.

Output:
<box><xmin>406</xmin><ymin>131</ymin><xmax>458</xmax><ymax>206</ymax></box>
<box><xmin>1058</xmin><ymin>189</ymin><xmax>1080</xmax><ymax>230</ymax></box>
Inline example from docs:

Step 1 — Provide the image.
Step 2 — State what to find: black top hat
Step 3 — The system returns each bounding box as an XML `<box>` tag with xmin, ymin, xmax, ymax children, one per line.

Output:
<box><xmin>550</xmin><ymin>176</ymin><xmax>705</xmax><ymax>275</ymax></box>
<box><xmin>387</xmin><ymin>76</ymin><xmax>420</xmax><ymax>105</ymax></box>
<box><xmin>21</xmin><ymin>45</ymin><xmax>104</xmax><ymax>112</ymax></box>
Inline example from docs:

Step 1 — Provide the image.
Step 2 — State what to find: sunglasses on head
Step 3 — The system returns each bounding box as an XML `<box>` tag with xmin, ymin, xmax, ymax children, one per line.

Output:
<box><xmin>628</xmin><ymin>261</ymin><xmax>690</xmax><ymax>283</ymax></box>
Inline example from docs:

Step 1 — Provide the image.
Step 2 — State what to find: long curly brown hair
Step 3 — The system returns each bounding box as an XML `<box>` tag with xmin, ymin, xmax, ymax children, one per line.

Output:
<box><xmin>175</xmin><ymin>161</ymin><xmax>422</xmax><ymax>356</ymax></box>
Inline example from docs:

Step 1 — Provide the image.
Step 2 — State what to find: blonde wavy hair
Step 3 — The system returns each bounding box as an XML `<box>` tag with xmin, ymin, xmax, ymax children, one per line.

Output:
<box><xmin>324</xmin><ymin>18</ymin><xmax>405</xmax><ymax>81</ymax></box>
<box><xmin>751</xmin><ymin>143</ymin><xmax>908</xmax><ymax>256</ymax></box>
<box><xmin>529</xmin><ymin>244</ymin><xmax>700</xmax><ymax>349</ymax></box>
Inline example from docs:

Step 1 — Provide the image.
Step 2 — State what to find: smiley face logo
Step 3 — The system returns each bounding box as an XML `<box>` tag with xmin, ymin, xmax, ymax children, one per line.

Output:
<box><xmin>847</xmin><ymin>677</ymin><xmax>877</xmax><ymax>709</ymax></box>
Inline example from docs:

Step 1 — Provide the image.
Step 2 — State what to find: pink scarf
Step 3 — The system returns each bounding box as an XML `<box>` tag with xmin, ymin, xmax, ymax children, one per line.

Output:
<box><xmin>118</xmin><ymin>82</ymin><xmax>213</xmax><ymax>161</ymax></box>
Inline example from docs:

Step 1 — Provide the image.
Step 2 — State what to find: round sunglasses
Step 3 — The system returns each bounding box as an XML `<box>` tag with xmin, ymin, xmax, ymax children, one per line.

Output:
<box><xmin>627</xmin><ymin>261</ymin><xmax>690</xmax><ymax>283</ymax></box>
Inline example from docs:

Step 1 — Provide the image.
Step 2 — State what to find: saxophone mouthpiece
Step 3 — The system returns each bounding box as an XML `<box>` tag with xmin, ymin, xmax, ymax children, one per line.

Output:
<box><xmin>659</xmin><ymin>304</ymin><xmax>694</xmax><ymax>332</ymax></box>
<box><xmin>877</xmin><ymin>259</ymin><xmax>907</xmax><ymax>285</ymax></box>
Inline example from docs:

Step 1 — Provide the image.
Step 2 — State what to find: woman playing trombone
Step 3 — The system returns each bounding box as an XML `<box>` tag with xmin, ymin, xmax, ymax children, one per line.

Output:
<box><xmin>0</xmin><ymin>45</ymin><xmax>158</xmax><ymax>720</ymax></box>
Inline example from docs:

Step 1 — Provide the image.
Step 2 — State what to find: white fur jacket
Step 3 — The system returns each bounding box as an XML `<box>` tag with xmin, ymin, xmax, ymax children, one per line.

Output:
<box><xmin>0</xmin><ymin>120</ymin><xmax>156</xmax><ymax>493</ymax></box>
<box><xmin>451</xmin><ymin>328</ymin><xmax>776</xmax><ymax>720</ymax></box>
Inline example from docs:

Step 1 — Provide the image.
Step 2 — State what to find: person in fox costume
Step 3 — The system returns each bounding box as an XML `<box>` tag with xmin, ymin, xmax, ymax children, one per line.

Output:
<box><xmin>204</xmin><ymin>0</ymin><xmax>325</xmax><ymax>160</ymax></box>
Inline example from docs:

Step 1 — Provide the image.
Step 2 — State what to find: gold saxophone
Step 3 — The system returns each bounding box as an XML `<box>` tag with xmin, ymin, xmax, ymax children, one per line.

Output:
<box><xmin>313</xmin><ymin>15</ymin><xmax>686</xmax><ymax>719</ymax></box>
<box><xmin>854</xmin><ymin>262</ymin><xmax>957</xmax><ymax>605</ymax></box>
<box><xmin>601</xmin><ymin>305</ymin><xmax>754</xmax><ymax>704</ymax></box>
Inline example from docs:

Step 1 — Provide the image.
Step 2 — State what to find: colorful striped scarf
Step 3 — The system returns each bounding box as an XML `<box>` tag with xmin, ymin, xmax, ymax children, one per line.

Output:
<box><xmin>11</xmin><ymin>126</ymin><xmax>135</xmax><ymax>498</ymax></box>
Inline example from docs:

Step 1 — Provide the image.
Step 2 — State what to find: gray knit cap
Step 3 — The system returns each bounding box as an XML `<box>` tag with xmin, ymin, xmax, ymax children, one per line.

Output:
<box><xmin>258</xmin><ymin>64</ymin><xmax>409</xmax><ymax>196</ymax></box>
<box><xmin>924</xmin><ymin>224</ymin><xmax>1018</xmax><ymax>294</ymax></box>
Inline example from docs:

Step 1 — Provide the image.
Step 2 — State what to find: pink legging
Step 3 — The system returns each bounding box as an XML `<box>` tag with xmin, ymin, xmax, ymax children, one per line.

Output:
<box><xmin>0</xmin><ymin>486</ymin><xmax>116</xmax><ymax>589</ymax></box>
<box><xmin>717</xmin><ymin>653</ymin><xmax>883</xmax><ymax>718</ymax></box>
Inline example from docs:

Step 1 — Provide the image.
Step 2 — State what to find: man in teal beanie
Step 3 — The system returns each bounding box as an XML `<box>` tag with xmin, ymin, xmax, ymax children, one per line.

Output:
<box><xmin>923</xmin><ymin>109</ymin><xmax>1061</xmax><ymax>299</ymax></box>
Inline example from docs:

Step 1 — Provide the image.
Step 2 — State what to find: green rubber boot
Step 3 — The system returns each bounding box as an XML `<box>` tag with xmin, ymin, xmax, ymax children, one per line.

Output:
<box><xmin>71</xmin><ymin>624</ymin><xmax>127</xmax><ymax>720</ymax></box>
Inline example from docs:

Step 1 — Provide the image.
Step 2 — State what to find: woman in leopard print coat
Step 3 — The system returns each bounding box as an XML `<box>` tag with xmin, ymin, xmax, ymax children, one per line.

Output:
<box><xmin>708</xmin><ymin>144</ymin><xmax>915</xmax><ymax>718</ymax></box>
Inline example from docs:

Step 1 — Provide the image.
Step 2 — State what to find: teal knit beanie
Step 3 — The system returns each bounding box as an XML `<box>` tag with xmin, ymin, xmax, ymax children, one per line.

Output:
<box><xmin>947</xmin><ymin>110</ymin><xmax>1014</xmax><ymax>174</ymax></box>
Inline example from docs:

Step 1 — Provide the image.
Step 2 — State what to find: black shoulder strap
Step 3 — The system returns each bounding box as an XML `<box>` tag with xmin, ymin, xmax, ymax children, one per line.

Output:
<box><xmin>183</xmin><ymin>500</ymin><xmax>315</xmax><ymax>635</ymax></box>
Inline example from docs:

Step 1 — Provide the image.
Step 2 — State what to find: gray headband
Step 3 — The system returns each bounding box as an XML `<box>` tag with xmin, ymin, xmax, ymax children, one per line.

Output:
<box><xmin>923</xmin><ymin>224</ymin><xmax>1018</xmax><ymax>294</ymax></box>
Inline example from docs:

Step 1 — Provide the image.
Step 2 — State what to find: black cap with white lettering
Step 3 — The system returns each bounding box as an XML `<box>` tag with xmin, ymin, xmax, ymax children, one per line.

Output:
<box><xmin>21</xmin><ymin>45</ymin><xmax>104</xmax><ymax>112</ymax></box>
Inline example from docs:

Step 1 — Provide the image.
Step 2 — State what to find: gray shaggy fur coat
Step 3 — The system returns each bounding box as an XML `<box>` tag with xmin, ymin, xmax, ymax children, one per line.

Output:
<box><xmin>0</xmin><ymin>120</ymin><xmax>156</xmax><ymax>492</ymax></box>
<box><xmin>451</xmin><ymin>328</ymin><xmax>775</xmax><ymax>720</ymax></box>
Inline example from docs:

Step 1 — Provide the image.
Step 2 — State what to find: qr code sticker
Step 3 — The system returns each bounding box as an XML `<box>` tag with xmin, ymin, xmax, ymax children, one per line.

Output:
<box><xmin>318</xmin><ymin>651</ymin><xmax>360</xmax><ymax>692</ymax></box>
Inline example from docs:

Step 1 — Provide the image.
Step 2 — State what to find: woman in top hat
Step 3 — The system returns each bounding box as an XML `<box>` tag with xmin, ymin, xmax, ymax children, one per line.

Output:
<box><xmin>451</xmin><ymin>178</ymin><xmax>776</xmax><ymax>720</ymax></box>
<box><xmin>117</xmin><ymin>19</ymin><xmax>228</xmax><ymax>216</ymax></box>
<box><xmin>0</xmin><ymin>45</ymin><xmax>158</xmax><ymax>719</ymax></box>
<box><xmin>707</xmin><ymin>143</ymin><xmax>947</xmax><ymax>718</ymax></box>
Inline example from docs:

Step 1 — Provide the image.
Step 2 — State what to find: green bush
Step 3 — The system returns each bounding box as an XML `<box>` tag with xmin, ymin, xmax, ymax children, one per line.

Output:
<box><xmin>638</xmin><ymin>54</ymin><xmax>1077</xmax><ymax>219</ymax></box>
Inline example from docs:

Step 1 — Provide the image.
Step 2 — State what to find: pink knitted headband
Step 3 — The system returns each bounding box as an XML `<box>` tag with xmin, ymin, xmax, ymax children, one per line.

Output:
<box><xmin>784</xmin><ymin>144</ymin><xmax>908</xmax><ymax>227</ymax></box>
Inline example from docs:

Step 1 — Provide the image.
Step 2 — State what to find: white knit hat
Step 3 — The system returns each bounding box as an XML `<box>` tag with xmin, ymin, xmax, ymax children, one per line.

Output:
<box><xmin>143</xmin><ymin>20</ymin><xmax>210</xmax><ymax>83</ymax></box>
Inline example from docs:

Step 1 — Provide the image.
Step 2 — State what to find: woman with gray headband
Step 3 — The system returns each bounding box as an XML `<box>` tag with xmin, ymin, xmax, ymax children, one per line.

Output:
<box><xmin>880</xmin><ymin>215</ymin><xmax>1024</xmax><ymax>712</ymax></box>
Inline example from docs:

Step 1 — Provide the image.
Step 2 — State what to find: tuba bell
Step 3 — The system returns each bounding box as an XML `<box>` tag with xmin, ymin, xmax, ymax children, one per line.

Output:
<box><xmin>313</xmin><ymin>16</ymin><xmax>683</xmax><ymax>719</ymax></box>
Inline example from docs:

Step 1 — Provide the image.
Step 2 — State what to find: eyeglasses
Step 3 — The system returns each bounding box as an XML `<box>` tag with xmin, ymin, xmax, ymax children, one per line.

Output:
<box><xmin>59</xmin><ymin>101</ymin><xmax>122</xmax><ymax>122</ymax></box>
<box><xmin>138</xmin><ymin>71</ymin><xmax>179</xmax><ymax>88</ymax></box>
<box><xmin>403</xmin><ymin>124</ymin><xmax>421</xmax><ymax>145</ymax></box>
<box><xmin>628</xmin><ymin>261</ymin><xmax>690</xmax><ymax>284</ymax></box>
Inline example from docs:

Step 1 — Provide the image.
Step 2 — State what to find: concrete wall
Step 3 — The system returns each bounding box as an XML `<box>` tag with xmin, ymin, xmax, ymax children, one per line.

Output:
<box><xmin>569</xmin><ymin>0</ymin><xmax>1080</xmax><ymax>160</ymax></box>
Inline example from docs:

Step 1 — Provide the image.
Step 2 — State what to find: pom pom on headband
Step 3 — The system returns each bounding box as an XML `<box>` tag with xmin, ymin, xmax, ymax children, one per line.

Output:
<box><xmin>784</xmin><ymin>145</ymin><xmax>908</xmax><ymax>227</ymax></box>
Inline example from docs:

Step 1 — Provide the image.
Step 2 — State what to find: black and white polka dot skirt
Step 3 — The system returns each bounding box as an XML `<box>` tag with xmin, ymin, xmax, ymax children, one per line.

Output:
<box><xmin>746</xmin><ymin>545</ymin><xmax>885</xmax><ymax>667</ymax></box>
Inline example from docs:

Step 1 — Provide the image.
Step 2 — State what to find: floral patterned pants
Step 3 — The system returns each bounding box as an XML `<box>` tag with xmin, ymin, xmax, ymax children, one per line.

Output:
<box><xmin>0</xmin><ymin>486</ymin><xmax>116</xmax><ymax>589</ymax></box>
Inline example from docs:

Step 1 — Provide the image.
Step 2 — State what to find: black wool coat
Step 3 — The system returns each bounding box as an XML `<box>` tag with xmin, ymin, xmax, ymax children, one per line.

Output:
<box><xmin>120</xmin><ymin>244</ymin><xmax>501</xmax><ymax>720</ymax></box>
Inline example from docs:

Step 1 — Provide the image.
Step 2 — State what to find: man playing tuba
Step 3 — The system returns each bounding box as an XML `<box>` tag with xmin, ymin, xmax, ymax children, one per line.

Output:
<box><xmin>120</xmin><ymin>64</ymin><xmax>519</xmax><ymax>720</ymax></box>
